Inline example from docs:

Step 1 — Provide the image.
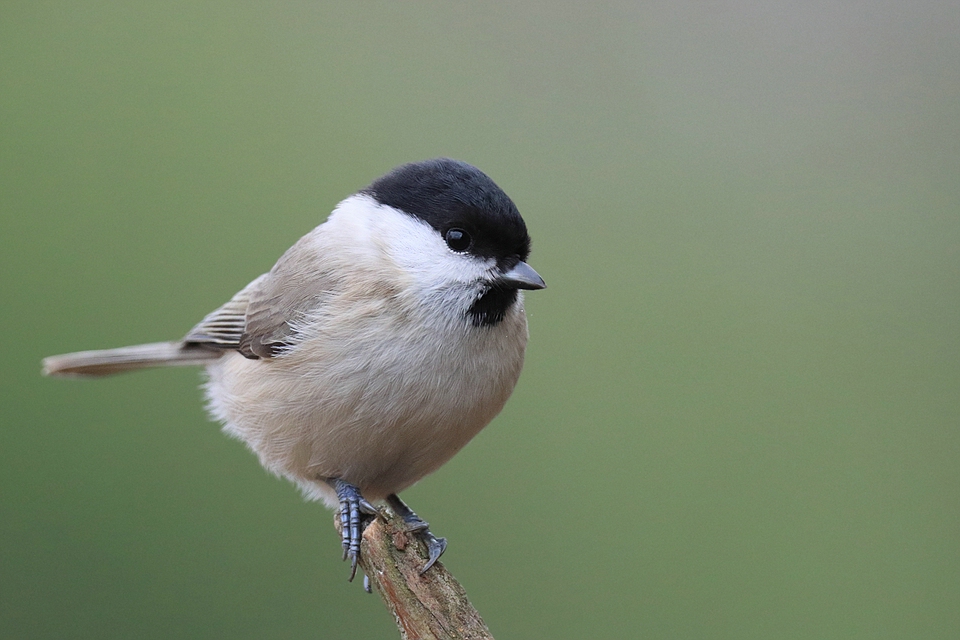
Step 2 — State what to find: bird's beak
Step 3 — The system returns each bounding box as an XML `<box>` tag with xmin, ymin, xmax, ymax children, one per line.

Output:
<box><xmin>498</xmin><ymin>261</ymin><xmax>546</xmax><ymax>290</ymax></box>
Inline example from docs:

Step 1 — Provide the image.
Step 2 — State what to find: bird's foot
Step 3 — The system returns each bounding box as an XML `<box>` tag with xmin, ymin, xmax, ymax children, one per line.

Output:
<box><xmin>329</xmin><ymin>479</ymin><xmax>378</xmax><ymax>581</ymax></box>
<box><xmin>386</xmin><ymin>494</ymin><xmax>448</xmax><ymax>574</ymax></box>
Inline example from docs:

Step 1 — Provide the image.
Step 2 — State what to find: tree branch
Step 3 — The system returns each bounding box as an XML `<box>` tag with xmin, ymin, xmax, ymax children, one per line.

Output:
<box><xmin>336</xmin><ymin>506</ymin><xmax>494</xmax><ymax>640</ymax></box>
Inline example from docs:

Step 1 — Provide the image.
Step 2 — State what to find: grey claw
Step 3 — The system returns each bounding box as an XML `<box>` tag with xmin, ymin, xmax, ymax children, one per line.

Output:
<box><xmin>359</xmin><ymin>497</ymin><xmax>378</xmax><ymax>515</ymax></box>
<box><xmin>421</xmin><ymin>535</ymin><xmax>447</xmax><ymax>574</ymax></box>
<box><xmin>329</xmin><ymin>478</ymin><xmax>374</xmax><ymax>582</ymax></box>
<box><xmin>405</xmin><ymin>518</ymin><xmax>430</xmax><ymax>533</ymax></box>
<box><xmin>348</xmin><ymin>553</ymin><xmax>359</xmax><ymax>582</ymax></box>
<box><xmin>386</xmin><ymin>493</ymin><xmax>448</xmax><ymax>574</ymax></box>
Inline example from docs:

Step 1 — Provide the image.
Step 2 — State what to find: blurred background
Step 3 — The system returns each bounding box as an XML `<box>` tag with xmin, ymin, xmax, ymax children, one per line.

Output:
<box><xmin>2</xmin><ymin>2</ymin><xmax>958</xmax><ymax>638</ymax></box>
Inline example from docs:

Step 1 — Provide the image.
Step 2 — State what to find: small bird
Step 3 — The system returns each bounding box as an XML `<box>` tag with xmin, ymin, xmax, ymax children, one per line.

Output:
<box><xmin>43</xmin><ymin>158</ymin><xmax>545</xmax><ymax>581</ymax></box>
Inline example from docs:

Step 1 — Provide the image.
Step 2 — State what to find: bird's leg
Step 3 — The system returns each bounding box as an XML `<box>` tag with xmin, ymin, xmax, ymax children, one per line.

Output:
<box><xmin>386</xmin><ymin>493</ymin><xmax>448</xmax><ymax>573</ymax></box>
<box><xmin>327</xmin><ymin>478</ymin><xmax>378</xmax><ymax>581</ymax></box>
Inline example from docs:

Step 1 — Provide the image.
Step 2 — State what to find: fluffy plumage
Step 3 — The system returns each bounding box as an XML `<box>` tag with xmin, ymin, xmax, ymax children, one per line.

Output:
<box><xmin>43</xmin><ymin>159</ymin><xmax>543</xmax><ymax>513</ymax></box>
<box><xmin>204</xmin><ymin>195</ymin><xmax>530</xmax><ymax>507</ymax></box>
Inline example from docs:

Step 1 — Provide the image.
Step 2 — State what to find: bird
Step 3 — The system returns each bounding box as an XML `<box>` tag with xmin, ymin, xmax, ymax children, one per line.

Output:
<box><xmin>42</xmin><ymin>158</ymin><xmax>545</xmax><ymax>582</ymax></box>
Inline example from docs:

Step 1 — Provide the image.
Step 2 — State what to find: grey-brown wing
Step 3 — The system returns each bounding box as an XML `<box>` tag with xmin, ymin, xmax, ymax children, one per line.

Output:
<box><xmin>182</xmin><ymin>274</ymin><xmax>269</xmax><ymax>353</ymax></box>
<box><xmin>237</xmin><ymin>277</ymin><xmax>318</xmax><ymax>359</ymax></box>
<box><xmin>184</xmin><ymin>233</ymin><xmax>335</xmax><ymax>359</ymax></box>
<box><xmin>240</xmin><ymin>233</ymin><xmax>342</xmax><ymax>358</ymax></box>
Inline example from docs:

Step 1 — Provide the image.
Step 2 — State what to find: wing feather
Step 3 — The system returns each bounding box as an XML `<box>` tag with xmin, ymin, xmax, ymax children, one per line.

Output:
<box><xmin>182</xmin><ymin>274</ymin><xmax>269</xmax><ymax>352</ymax></box>
<box><xmin>184</xmin><ymin>231</ymin><xmax>336</xmax><ymax>359</ymax></box>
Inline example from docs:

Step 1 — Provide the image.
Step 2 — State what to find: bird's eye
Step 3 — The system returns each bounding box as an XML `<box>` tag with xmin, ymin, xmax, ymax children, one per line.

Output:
<box><xmin>444</xmin><ymin>228</ymin><xmax>472</xmax><ymax>253</ymax></box>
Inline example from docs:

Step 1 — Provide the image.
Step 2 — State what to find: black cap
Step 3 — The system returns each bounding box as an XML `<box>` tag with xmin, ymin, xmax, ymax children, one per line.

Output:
<box><xmin>364</xmin><ymin>158</ymin><xmax>531</xmax><ymax>267</ymax></box>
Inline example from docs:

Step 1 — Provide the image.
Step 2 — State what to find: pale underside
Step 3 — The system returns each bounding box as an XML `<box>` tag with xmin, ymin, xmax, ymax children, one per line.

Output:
<box><xmin>193</xmin><ymin>196</ymin><xmax>529</xmax><ymax>508</ymax></box>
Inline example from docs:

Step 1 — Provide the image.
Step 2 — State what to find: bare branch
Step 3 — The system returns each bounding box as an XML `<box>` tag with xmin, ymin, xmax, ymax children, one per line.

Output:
<box><xmin>336</xmin><ymin>506</ymin><xmax>494</xmax><ymax>640</ymax></box>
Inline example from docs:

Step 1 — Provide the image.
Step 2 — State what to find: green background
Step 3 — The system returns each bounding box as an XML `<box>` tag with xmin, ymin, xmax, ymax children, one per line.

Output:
<box><xmin>3</xmin><ymin>2</ymin><xmax>958</xmax><ymax>638</ymax></box>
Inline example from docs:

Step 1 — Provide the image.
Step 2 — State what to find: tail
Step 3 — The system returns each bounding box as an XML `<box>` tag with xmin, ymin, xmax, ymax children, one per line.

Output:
<box><xmin>42</xmin><ymin>342</ymin><xmax>223</xmax><ymax>378</ymax></box>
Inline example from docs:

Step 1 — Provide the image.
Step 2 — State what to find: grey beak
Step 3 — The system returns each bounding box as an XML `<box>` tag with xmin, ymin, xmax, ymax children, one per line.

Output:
<box><xmin>499</xmin><ymin>261</ymin><xmax>546</xmax><ymax>290</ymax></box>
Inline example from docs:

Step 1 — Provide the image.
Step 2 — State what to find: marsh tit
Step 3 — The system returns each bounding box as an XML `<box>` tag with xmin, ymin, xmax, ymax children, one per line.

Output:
<box><xmin>43</xmin><ymin>158</ymin><xmax>545</xmax><ymax>580</ymax></box>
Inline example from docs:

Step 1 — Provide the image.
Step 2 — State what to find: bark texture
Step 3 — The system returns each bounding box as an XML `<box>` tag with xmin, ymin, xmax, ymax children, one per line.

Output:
<box><xmin>336</xmin><ymin>507</ymin><xmax>494</xmax><ymax>640</ymax></box>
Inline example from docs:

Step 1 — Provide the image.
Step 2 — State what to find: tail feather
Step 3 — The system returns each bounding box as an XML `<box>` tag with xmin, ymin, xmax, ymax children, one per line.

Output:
<box><xmin>42</xmin><ymin>342</ymin><xmax>222</xmax><ymax>378</ymax></box>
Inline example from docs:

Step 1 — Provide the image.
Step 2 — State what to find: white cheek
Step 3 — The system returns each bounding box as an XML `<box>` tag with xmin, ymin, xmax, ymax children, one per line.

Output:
<box><xmin>368</xmin><ymin>202</ymin><xmax>495</xmax><ymax>289</ymax></box>
<box><xmin>315</xmin><ymin>195</ymin><xmax>495</xmax><ymax>320</ymax></box>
